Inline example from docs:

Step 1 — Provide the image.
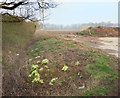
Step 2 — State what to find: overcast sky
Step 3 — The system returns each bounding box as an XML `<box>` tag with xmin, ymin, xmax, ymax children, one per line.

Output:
<box><xmin>44</xmin><ymin>0</ymin><xmax>118</xmax><ymax>25</ymax></box>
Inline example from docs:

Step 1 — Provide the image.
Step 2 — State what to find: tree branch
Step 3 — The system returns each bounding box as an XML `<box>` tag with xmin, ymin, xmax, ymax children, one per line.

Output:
<box><xmin>1</xmin><ymin>2</ymin><xmax>24</xmax><ymax>10</ymax></box>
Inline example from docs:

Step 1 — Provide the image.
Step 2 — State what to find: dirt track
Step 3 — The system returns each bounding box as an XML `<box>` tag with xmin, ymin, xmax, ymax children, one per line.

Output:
<box><xmin>64</xmin><ymin>35</ymin><xmax>119</xmax><ymax>58</ymax></box>
<box><xmin>46</xmin><ymin>30</ymin><xmax>119</xmax><ymax>58</ymax></box>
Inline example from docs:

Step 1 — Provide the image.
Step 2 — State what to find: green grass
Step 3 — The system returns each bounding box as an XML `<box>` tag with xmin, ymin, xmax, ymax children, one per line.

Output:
<box><xmin>83</xmin><ymin>85</ymin><xmax>116</xmax><ymax>96</ymax></box>
<box><xmin>28</xmin><ymin>44</ymin><xmax>44</xmax><ymax>57</ymax></box>
<box><xmin>66</xmin><ymin>42</ymin><xmax>75</xmax><ymax>47</ymax></box>
<box><xmin>81</xmin><ymin>42</ymin><xmax>87</xmax><ymax>46</ymax></box>
<box><xmin>81</xmin><ymin>50</ymin><xmax>119</xmax><ymax>96</ymax></box>
<box><xmin>90</xmin><ymin>30</ymin><xmax>97</xmax><ymax>35</ymax></box>
<box><xmin>86</xmin><ymin>51</ymin><xmax>118</xmax><ymax>80</ymax></box>
<box><xmin>28</xmin><ymin>38</ymin><xmax>68</xmax><ymax>57</ymax></box>
<box><xmin>55</xmin><ymin>41</ymin><xmax>65</xmax><ymax>44</ymax></box>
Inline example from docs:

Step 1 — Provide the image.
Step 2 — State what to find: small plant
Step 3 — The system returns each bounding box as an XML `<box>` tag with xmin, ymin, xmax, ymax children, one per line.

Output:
<box><xmin>41</xmin><ymin>59</ymin><xmax>49</xmax><ymax>65</ymax></box>
<box><xmin>35</xmin><ymin>56</ymin><xmax>40</xmax><ymax>59</ymax></box>
<box><xmin>55</xmin><ymin>41</ymin><xmax>65</xmax><ymax>44</ymax></box>
<box><xmin>78</xmin><ymin>72</ymin><xmax>81</xmax><ymax>76</ymax></box>
<box><xmin>62</xmin><ymin>65</ymin><xmax>68</xmax><ymax>71</ymax></box>
<box><xmin>75</xmin><ymin>61</ymin><xmax>80</xmax><ymax>66</ymax></box>
<box><xmin>28</xmin><ymin>70</ymin><xmax>41</xmax><ymax>83</ymax></box>
<box><xmin>31</xmin><ymin>50</ymin><xmax>34</xmax><ymax>52</ymax></box>
<box><xmin>49</xmin><ymin>82</ymin><xmax>53</xmax><ymax>86</ymax></box>
<box><xmin>51</xmin><ymin>77</ymin><xmax>58</xmax><ymax>82</ymax></box>
<box><xmin>47</xmin><ymin>69</ymin><xmax>50</xmax><ymax>72</ymax></box>
<box><xmin>78</xmin><ymin>72</ymin><xmax>82</xmax><ymax>78</ymax></box>
<box><xmin>81</xmin><ymin>42</ymin><xmax>87</xmax><ymax>46</ymax></box>
<box><xmin>39</xmin><ymin>67</ymin><xmax>43</xmax><ymax>72</ymax></box>
<box><xmin>37</xmin><ymin>61</ymin><xmax>40</xmax><ymax>64</ymax></box>
<box><xmin>45</xmin><ymin>65</ymin><xmax>49</xmax><ymax>69</ymax></box>
<box><xmin>79</xmin><ymin>30</ymin><xmax>88</xmax><ymax>35</ymax></box>
<box><xmin>90</xmin><ymin>30</ymin><xmax>97</xmax><ymax>35</ymax></box>
<box><xmin>39</xmin><ymin>79</ymin><xmax>44</xmax><ymax>84</ymax></box>
<box><xmin>49</xmin><ymin>77</ymin><xmax>58</xmax><ymax>86</ymax></box>
<box><xmin>35</xmin><ymin>48</ymin><xmax>38</xmax><ymax>51</ymax></box>
<box><xmin>30</xmin><ymin>65</ymin><xmax>39</xmax><ymax>73</ymax></box>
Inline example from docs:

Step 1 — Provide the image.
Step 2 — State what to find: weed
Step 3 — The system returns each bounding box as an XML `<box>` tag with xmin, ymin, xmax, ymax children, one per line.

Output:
<box><xmin>41</xmin><ymin>59</ymin><xmax>49</xmax><ymax>65</ymax></box>
<box><xmin>30</xmin><ymin>65</ymin><xmax>39</xmax><ymax>73</ymax></box>
<box><xmin>90</xmin><ymin>30</ymin><xmax>97</xmax><ymax>35</ymax></box>
<box><xmin>62</xmin><ymin>65</ymin><xmax>68</xmax><ymax>71</ymax></box>
<box><xmin>39</xmin><ymin>68</ymin><xmax>43</xmax><ymax>72</ymax></box>
<box><xmin>36</xmin><ymin>61</ymin><xmax>40</xmax><ymax>64</ymax></box>
<box><xmin>76</xmin><ymin>29</ymin><xmax>97</xmax><ymax>35</ymax></box>
<box><xmin>79</xmin><ymin>30</ymin><xmax>88</xmax><ymax>35</ymax></box>
<box><xmin>81</xmin><ymin>42</ymin><xmax>87</xmax><ymax>46</ymax></box>
<box><xmin>55</xmin><ymin>41</ymin><xmax>65</xmax><ymax>44</ymax></box>
<box><xmin>75</xmin><ymin>61</ymin><xmax>80</xmax><ymax>66</ymax></box>
<box><xmin>28</xmin><ymin>44</ymin><xmax>44</xmax><ymax>57</ymax></box>
<box><xmin>85</xmin><ymin>50</ymin><xmax>94</xmax><ymax>57</ymax></box>
<box><xmin>77</xmin><ymin>72</ymin><xmax>82</xmax><ymax>78</ymax></box>
<box><xmin>48</xmin><ymin>46</ymin><xmax>54</xmax><ymax>51</ymax></box>
<box><xmin>66</xmin><ymin>42</ymin><xmax>75</xmax><ymax>47</ymax></box>
<box><xmin>49</xmin><ymin>77</ymin><xmax>58</xmax><ymax>86</ymax></box>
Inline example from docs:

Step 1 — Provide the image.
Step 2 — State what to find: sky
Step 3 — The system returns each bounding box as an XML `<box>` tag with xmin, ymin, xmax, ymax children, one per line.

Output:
<box><xmin>44</xmin><ymin>0</ymin><xmax>118</xmax><ymax>25</ymax></box>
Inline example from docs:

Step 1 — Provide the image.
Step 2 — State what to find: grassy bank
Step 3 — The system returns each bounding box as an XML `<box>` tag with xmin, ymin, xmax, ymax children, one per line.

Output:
<box><xmin>2</xmin><ymin>20</ymin><xmax>36</xmax><ymax>95</ymax></box>
<box><xmin>26</xmin><ymin>34</ymin><xmax>118</xmax><ymax>96</ymax></box>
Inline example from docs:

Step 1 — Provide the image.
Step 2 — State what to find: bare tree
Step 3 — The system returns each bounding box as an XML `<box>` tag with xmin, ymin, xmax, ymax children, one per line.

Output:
<box><xmin>0</xmin><ymin>0</ymin><xmax>57</xmax><ymax>22</ymax></box>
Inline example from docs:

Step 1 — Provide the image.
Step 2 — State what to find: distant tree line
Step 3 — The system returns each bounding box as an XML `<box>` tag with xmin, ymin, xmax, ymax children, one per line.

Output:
<box><xmin>44</xmin><ymin>22</ymin><xmax>118</xmax><ymax>30</ymax></box>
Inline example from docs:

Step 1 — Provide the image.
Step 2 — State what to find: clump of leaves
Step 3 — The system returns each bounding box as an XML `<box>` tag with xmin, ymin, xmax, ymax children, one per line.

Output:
<box><xmin>45</xmin><ymin>65</ymin><xmax>49</xmax><ymax>69</ymax></box>
<box><xmin>30</xmin><ymin>64</ymin><xmax>39</xmax><ymax>73</ymax></box>
<box><xmin>78</xmin><ymin>72</ymin><xmax>82</xmax><ymax>78</ymax></box>
<box><xmin>35</xmin><ymin>56</ymin><xmax>40</xmax><ymax>59</ymax></box>
<box><xmin>75</xmin><ymin>61</ymin><xmax>80</xmax><ymax>66</ymax></box>
<box><xmin>62</xmin><ymin>65</ymin><xmax>68</xmax><ymax>71</ymax></box>
<box><xmin>37</xmin><ymin>61</ymin><xmax>40</xmax><ymax>64</ymax></box>
<box><xmin>41</xmin><ymin>59</ymin><xmax>49</xmax><ymax>65</ymax></box>
<box><xmin>29</xmin><ymin>70</ymin><xmax>43</xmax><ymax>83</ymax></box>
<box><xmin>39</xmin><ymin>67</ymin><xmax>44</xmax><ymax>72</ymax></box>
<box><xmin>49</xmin><ymin>77</ymin><xmax>58</xmax><ymax>86</ymax></box>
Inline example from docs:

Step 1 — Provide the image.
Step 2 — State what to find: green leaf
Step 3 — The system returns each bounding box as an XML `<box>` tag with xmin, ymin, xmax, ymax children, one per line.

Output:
<box><xmin>75</xmin><ymin>61</ymin><xmax>80</xmax><ymax>66</ymax></box>
<box><xmin>62</xmin><ymin>65</ymin><xmax>68</xmax><ymax>71</ymax></box>
<box><xmin>49</xmin><ymin>82</ymin><xmax>53</xmax><ymax>86</ymax></box>
<box><xmin>51</xmin><ymin>77</ymin><xmax>58</xmax><ymax>82</ymax></box>
<box><xmin>41</xmin><ymin>59</ymin><xmax>49</xmax><ymax>65</ymax></box>
<box><xmin>39</xmin><ymin>67</ymin><xmax>43</xmax><ymax>72</ymax></box>
<box><xmin>40</xmin><ymin>79</ymin><xmax>44</xmax><ymax>84</ymax></box>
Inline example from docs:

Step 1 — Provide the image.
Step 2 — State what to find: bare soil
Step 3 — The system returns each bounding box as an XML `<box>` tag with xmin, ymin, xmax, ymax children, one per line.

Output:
<box><xmin>76</xmin><ymin>26</ymin><xmax>119</xmax><ymax>37</ymax></box>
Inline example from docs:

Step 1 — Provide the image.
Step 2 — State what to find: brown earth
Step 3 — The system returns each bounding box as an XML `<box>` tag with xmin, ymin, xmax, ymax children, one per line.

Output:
<box><xmin>92</xmin><ymin>26</ymin><xmax>119</xmax><ymax>37</ymax></box>
<box><xmin>76</xmin><ymin>26</ymin><xmax>119</xmax><ymax>37</ymax></box>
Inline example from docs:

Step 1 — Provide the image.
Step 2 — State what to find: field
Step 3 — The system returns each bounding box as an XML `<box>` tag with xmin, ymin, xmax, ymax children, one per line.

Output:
<box><xmin>2</xmin><ymin>20</ymin><xmax>119</xmax><ymax>96</ymax></box>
